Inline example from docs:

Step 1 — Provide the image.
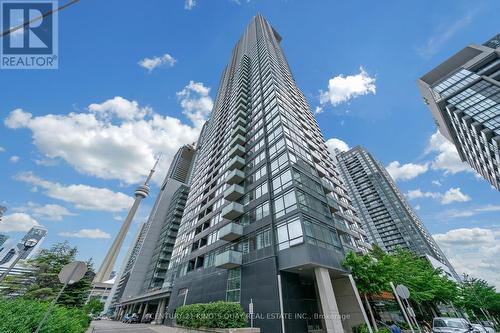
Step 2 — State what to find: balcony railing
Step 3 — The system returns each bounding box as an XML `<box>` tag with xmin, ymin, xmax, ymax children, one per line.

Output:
<box><xmin>226</xmin><ymin>169</ymin><xmax>245</xmax><ymax>184</ymax></box>
<box><xmin>214</xmin><ymin>250</ymin><xmax>242</xmax><ymax>269</ymax></box>
<box><xmin>218</xmin><ymin>223</ymin><xmax>244</xmax><ymax>241</ymax></box>
<box><xmin>221</xmin><ymin>202</ymin><xmax>244</xmax><ymax>220</ymax></box>
<box><xmin>224</xmin><ymin>184</ymin><xmax>245</xmax><ymax>201</ymax></box>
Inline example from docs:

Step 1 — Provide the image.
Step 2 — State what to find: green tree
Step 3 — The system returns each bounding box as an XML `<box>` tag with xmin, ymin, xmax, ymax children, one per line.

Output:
<box><xmin>2</xmin><ymin>242</ymin><xmax>95</xmax><ymax>308</ymax></box>
<box><xmin>457</xmin><ymin>275</ymin><xmax>500</xmax><ymax>320</ymax></box>
<box><xmin>84</xmin><ymin>298</ymin><xmax>104</xmax><ymax>315</ymax></box>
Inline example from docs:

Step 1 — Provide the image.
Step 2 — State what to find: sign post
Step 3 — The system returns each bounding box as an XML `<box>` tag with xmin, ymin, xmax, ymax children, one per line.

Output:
<box><xmin>34</xmin><ymin>261</ymin><xmax>87</xmax><ymax>333</ymax></box>
<box><xmin>396</xmin><ymin>284</ymin><xmax>421</xmax><ymax>333</ymax></box>
<box><xmin>249</xmin><ymin>299</ymin><xmax>254</xmax><ymax>328</ymax></box>
<box><xmin>390</xmin><ymin>282</ymin><xmax>414</xmax><ymax>333</ymax></box>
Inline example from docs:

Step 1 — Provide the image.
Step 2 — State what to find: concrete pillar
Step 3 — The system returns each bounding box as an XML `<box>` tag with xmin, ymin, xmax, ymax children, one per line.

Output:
<box><xmin>141</xmin><ymin>303</ymin><xmax>149</xmax><ymax>322</ymax></box>
<box><xmin>156</xmin><ymin>298</ymin><xmax>166</xmax><ymax>324</ymax></box>
<box><xmin>138</xmin><ymin>302</ymin><xmax>144</xmax><ymax>315</ymax></box>
<box><xmin>314</xmin><ymin>267</ymin><xmax>344</xmax><ymax>333</ymax></box>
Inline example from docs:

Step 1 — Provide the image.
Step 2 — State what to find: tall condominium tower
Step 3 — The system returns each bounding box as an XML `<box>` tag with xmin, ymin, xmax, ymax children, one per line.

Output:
<box><xmin>164</xmin><ymin>15</ymin><xmax>371</xmax><ymax>333</ymax></box>
<box><xmin>336</xmin><ymin>146</ymin><xmax>457</xmax><ymax>280</ymax></box>
<box><xmin>0</xmin><ymin>226</ymin><xmax>47</xmax><ymax>266</ymax></box>
<box><xmin>111</xmin><ymin>145</ymin><xmax>195</xmax><ymax>323</ymax></box>
<box><xmin>418</xmin><ymin>33</ymin><xmax>500</xmax><ymax>190</ymax></box>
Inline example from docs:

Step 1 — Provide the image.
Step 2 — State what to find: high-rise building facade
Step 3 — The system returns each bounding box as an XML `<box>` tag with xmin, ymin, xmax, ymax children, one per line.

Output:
<box><xmin>418</xmin><ymin>33</ymin><xmax>500</xmax><ymax>190</ymax></box>
<box><xmin>164</xmin><ymin>15</ymin><xmax>371</xmax><ymax>333</ymax></box>
<box><xmin>0</xmin><ymin>234</ymin><xmax>8</xmax><ymax>252</ymax></box>
<box><xmin>0</xmin><ymin>226</ymin><xmax>47</xmax><ymax>266</ymax></box>
<box><xmin>111</xmin><ymin>145</ymin><xmax>195</xmax><ymax>322</ymax></box>
<box><xmin>336</xmin><ymin>146</ymin><xmax>457</xmax><ymax>280</ymax></box>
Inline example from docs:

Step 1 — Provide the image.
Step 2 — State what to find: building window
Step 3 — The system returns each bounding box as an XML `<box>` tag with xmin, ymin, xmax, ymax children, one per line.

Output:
<box><xmin>226</xmin><ymin>268</ymin><xmax>241</xmax><ymax>302</ymax></box>
<box><xmin>276</xmin><ymin>216</ymin><xmax>303</xmax><ymax>250</ymax></box>
<box><xmin>274</xmin><ymin>189</ymin><xmax>297</xmax><ymax>218</ymax></box>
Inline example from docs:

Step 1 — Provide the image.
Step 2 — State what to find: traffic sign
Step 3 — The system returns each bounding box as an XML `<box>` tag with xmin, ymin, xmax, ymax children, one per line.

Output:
<box><xmin>58</xmin><ymin>261</ymin><xmax>87</xmax><ymax>285</ymax></box>
<box><xmin>396</xmin><ymin>284</ymin><xmax>410</xmax><ymax>299</ymax></box>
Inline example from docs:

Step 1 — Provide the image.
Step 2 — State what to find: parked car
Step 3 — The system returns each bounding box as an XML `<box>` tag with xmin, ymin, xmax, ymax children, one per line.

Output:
<box><xmin>122</xmin><ymin>314</ymin><xmax>130</xmax><ymax>323</ymax></box>
<box><xmin>482</xmin><ymin>326</ymin><xmax>496</xmax><ymax>333</ymax></box>
<box><xmin>472</xmin><ymin>324</ymin><xmax>488</xmax><ymax>333</ymax></box>
<box><xmin>433</xmin><ymin>317</ymin><xmax>474</xmax><ymax>333</ymax></box>
<box><xmin>128</xmin><ymin>313</ymin><xmax>140</xmax><ymax>324</ymax></box>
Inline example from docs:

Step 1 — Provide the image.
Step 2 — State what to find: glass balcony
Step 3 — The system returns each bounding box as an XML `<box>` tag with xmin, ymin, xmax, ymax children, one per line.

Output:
<box><xmin>228</xmin><ymin>156</ymin><xmax>245</xmax><ymax>170</ymax></box>
<box><xmin>231</xmin><ymin>134</ymin><xmax>246</xmax><ymax>147</ymax></box>
<box><xmin>224</xmin><ymin>184</ymin><xmax>245</xmax><ymax>201</ymax></box>
<box><xmin>233</xmin><ymin>117</ymin><xmax>246</xmax><ymax>128</ymax></box>
<box><xmin>229</xmin><ymin>144</ymin><xmax>245</xmax><ymax>158</ymax></box>
<box><xmin>233</xmin><ymin>125</ymin><xmax>246</xmax><ymax>137</ymax></box>
<box><xmin>221</xmin><ymin>202</ymin><xmax>244</xmax><ymax>220</ymax></box>
<box><xmin>214</xmin><ymin>250</ymin><xmax>242</xmax><ymax>269</ymax></box>
<box><xmin>320</xmin><ymin>178</ymin><xmax>334</xmax><ymax>193</ymax></box>
<box><xmin>226</xmin><ymin>169</ymin><xmax>245</xmax><ymax>184</ymax></box>
<box><xmin>351</xmin><ymin>224</ymin><xmax>368</xmax><ymax>237</ymax></box>
<box><xmin>326</xmin><ymin>196</ymin><xmax>340</xmax><ymax>213</ymax></box>
<box><xmin>218</xmin><ymin>222</ymin><xmax>244</xmax><ymax>241</ymax></box>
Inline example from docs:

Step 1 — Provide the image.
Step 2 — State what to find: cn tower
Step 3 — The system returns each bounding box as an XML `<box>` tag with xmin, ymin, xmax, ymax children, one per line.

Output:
<box><xmin>93</xmin><ymin>157</ymin><xmax>160</xmax><ymax>283</ymax></box>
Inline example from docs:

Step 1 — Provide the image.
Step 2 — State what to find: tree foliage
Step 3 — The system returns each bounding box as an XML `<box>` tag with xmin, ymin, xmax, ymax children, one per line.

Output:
<box><xmin>84</xmin><ymin>298</ymin><xmax>104</xmax><ymax>314</ymax></box>
<box><xmin>344</xmin><ymin>247</ymin><xmax>458</xmax><ymax>306</ymax></box>
<box><xmin>1</xmin><ymin>242</ymin><xmax>95</xmax><ymax>308</ymax></box>
<box><xmin>456</xmin><ymin>275</ymin><xmax>500</xmax><ymax>318</ymax></box>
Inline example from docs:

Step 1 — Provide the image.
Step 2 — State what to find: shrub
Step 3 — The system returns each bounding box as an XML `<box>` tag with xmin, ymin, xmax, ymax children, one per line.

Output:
<box><xmin>0</xmin><ymin>298</ymin><xmax>90</xmax><ymax>333</ymax></box>
<box><xmin>176</xmin><ymin>301</ymin><xmax>247</xmax><ymax>328</ymax></box>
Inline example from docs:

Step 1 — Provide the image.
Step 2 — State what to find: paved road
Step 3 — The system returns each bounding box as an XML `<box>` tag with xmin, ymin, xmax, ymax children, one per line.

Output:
<box><xmin>87</xmin><ymin>320</ymin><xmax>180</xmax><ymax>333</ymax></box>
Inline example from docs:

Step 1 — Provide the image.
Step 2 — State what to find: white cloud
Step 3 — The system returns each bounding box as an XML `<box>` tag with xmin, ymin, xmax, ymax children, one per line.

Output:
<box><xmin>176</xmin><ymin>81</ymin><xmax>214</xmax><ymax>128</ymax></box>
<box><xmin>0</xmin><ymin>213</ymin><xmax>40</xmax><ymax>232</ymax></box>
<box><xmin>14</xmin><ymin>172</ymin><xmax>133</xmax><ymax>213</ymax></box>
<box><xmin>417</xmin><ymin>11</ymin><xmax>476</xmax><ymax>59</ymax></box>
<box><xmin>445</xmin><ymin>204</ymin><xmax>500</xmax><ymax>219</ymax></box>
<box><xmin>314</xmin><ymin>106</ymin><xmax>323</xmax><ymax>114</ymax></box>
<box><xmin>434</xmin><ymin>227</ymin><xmax>500</xmax><ymax>288</ymax></box>
<box><xmin>0</xmin><ymin>147</ymin><xmax>5</xmax><ymax>152</ymax></box>
<box><xmin>414</xmin><ymin>205</ymin><xmax>421</xmax><ymax>210</ymax></box>
<box><xmin>4</xmin><ymin>92</ymin><xmax>207</xmax><ymax>185</ymax></box>
<box><xmin>432</xmin><ymin>180</ymin><xmax>442</xmax><ymax>186</ymax></box>
<box><xmin>138</xmin><ymin>53</ymin><xmax>177</xmax><ymax>72</ymax></box>
<box><xmin>88</xmin><ymin>96</ymin><xmax>151</xmax><ymax>121</ymax></box>
<box><xmin>59</xmin><ymin>228</ymin><xmax>111</xmax><ymax>239</ymax></box>
<box><xmin>325</xmin><ymin>138</ymin><xmax>350</xmax><ymax>155</ymax></box>
<box><xmin>406</xmin><ymin>187</ymin><xmax>470</xmax><ymax>205</ymax></box>
<box><xmin>184</xmin><ymin>0</ymin><xmax>196</xmax><ymax>10</ymax></box>
<box><xmin>406</xmin><ymin>189</ymin><xmax>440</xmax><ymax>200</ymax></box>
<box><xmin>319</xmin><ymin>67</ymin><xmax>376</xmax><ymax>107</ymax></box>
<box><xmin>441</xmin><ymin>187</ymin><xmax>471</xmax><ymax>204</ymax></box>
<box><xmin>427</xmin><ymin>131</ymin><xmax>471</xmax><ymax>175</ymax></box>
<box><xmin>13</xmin><ymin>202</ymin><xmax>76</xmax><ymax>221</ymax></box>
<box><xmin>9</xmin><ymin>155</ymin><xmax>19</xmax><ymax>163</ymax></box>
<box><xmin>386</xmin><ymin>161</ymin><xmax>429</xmax><ymax>181</ymax></box>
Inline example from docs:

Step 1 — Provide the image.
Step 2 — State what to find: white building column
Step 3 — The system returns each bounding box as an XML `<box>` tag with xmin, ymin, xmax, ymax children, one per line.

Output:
<box><xmin>141</xmin><ymin>303</ymin><xmax>149</xmax><ymax>322</ymax></box>
<box><xmin>314</xmin><ymin>267</ymin><xmax>344</xmax><ymax>333</ymax></box>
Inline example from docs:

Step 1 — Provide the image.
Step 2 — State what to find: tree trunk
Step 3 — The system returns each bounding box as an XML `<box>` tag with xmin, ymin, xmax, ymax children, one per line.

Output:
<box><xmin>365</xmin><ymin>294</ymin><xmax>378</xmax><ymax>331</ymax></box>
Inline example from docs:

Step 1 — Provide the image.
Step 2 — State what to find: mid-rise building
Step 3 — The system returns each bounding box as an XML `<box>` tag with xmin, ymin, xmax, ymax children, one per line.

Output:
<box><xmin>111</xmin><ymin>145</ymin><xmax>195</xmax><ymax>322</ymax></box>
<box><xmin>162</xmin><ymin>15</ymin><xmax>371</xmax><ymax>333</ymax></box>
<box><xmin>336</xmin><ymin>146</ymin><xmax>458</xmax><ymax>280</ymax></box>
<box><xmin>418</xmin><ymin>33</ymin><xmax>500</xmax><ymax>190</ymax></box>
<box><xmin>0</xmin><ymin>226</ymin><xmax>47</xmax><ymax>267</ymax></box>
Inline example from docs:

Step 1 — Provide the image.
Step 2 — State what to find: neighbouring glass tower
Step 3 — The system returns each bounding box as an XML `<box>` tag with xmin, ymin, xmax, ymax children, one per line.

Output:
<box><xmin>336</xmin><ymin>146</ymin><xmax>458</xmax><ymax>280</ymax></box>
<box><xmin>0</xmin><ymin>226</ymin><xmax>47</xmax><ymax>266</ymax></box>
<box><xmin>418</xmin><ymin>33</ymin><xmax>500</xmax><ymax>190</ymax></box>
<box><xmin>164</xmin><ymin>15</ymin><xmax>371</xmax><ymax>333</ymax></box>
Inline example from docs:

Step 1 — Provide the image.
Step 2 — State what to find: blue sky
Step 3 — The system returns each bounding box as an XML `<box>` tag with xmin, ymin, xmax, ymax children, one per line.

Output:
<box><xmin>1</xmin><ymin>0</ymin><xmax>499</xmax><ymax>287</ymax></box>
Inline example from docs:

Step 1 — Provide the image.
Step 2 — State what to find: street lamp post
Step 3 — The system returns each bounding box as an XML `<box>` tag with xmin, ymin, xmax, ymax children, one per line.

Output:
<box><xmin>0</xmin><ymin>238</ymin><xmax>38</xmax><ymax>283</ymax></box>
